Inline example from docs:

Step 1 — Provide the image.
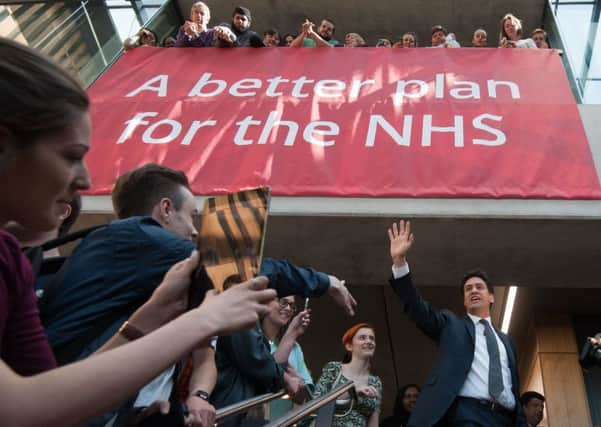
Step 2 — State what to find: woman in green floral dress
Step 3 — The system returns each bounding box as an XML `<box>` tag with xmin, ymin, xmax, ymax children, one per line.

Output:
<box><xmin>314</xmin><ymin>323</ymin><xmax>382</xmax><ymax>426</ymax></box>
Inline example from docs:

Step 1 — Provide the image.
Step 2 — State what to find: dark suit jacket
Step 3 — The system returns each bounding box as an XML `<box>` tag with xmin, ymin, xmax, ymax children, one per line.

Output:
<box><xmin>390</xmin><ymin>273</ymin><xmax>526</xmax><ymax>427</ymax></box>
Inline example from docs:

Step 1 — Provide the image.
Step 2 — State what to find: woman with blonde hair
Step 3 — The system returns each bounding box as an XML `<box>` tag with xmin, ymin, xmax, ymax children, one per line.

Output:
<box><xmin>345</xmin><ymin>33</ymin><xmax>366</xmax><ymax>47</ymax></box>
<box><xmin>314</xmin><ymin>323</ymin><xmax>382</xmax><ymax>426</ymax></box>
<box><xmin>499</xmin><ymin>13</ymin><xmax>536</xmax><ymax>48</ymax></box>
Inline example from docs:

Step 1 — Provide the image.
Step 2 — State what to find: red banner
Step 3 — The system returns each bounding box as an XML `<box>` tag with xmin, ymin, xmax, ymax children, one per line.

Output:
<box><xmin>87</xmin><ymin>47</ymin><xmax>601</xmax><ymax>198</ymax></box>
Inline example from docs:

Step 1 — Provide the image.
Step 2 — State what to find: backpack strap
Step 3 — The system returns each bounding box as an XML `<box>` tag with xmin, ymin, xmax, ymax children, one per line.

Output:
<box><xmin>41</xmin><ymin>224</ymin><xmax>106</xmax><ymax>251</ymax></box>
<box><xmin>36</xmin><ymin>224</ymin><xmax>108</xmax><ymax>319</ymax></box>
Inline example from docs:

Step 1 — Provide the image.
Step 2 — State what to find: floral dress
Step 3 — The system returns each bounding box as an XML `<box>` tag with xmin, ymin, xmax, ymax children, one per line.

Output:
<box><xmin>314</xmin><ymin>361</ymin><xmax>382</xmax><ymax>427</ymax></box>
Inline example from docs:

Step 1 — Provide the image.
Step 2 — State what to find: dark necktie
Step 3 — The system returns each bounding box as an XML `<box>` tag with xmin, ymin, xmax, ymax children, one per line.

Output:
<box><xmin>480</xmin><ymin>319</ymin><xmax>504</xmax><ymax>401</ymax></box>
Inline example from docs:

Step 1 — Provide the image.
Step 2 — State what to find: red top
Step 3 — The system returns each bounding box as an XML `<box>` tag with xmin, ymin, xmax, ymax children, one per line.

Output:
<box><xmin>0</xmin><ymin>228</ymin><xmax>56</xmax><ymax>375</ymax></box>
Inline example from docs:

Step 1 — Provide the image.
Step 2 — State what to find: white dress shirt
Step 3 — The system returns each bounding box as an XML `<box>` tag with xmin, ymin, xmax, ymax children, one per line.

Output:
<box><xmin>391</xmin><ymin>263</ymin><xmax>516</xmax><ymax>410</ymax></box>
<box><xmin>458</xmin><ymin>314</ymin><xmax>516</xmax><ymax>410</ymax></box>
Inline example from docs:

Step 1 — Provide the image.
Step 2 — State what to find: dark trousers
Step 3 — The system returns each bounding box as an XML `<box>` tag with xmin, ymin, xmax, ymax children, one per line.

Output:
<box><xmin>441</xmin><ymin>397</ymin><xmax>514</xmax><ymax>427</ymax></box>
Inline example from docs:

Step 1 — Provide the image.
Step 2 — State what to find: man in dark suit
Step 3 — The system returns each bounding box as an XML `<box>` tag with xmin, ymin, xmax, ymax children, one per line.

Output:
<box><xmin>387</xmin><ymin>220</ymin><xmax>527</xmax><ymax>427</ymax></box>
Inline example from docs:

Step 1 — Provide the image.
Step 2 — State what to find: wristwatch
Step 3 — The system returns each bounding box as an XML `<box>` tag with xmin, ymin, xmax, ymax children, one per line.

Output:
<box><xmin>118</xmin><ymin>321</ymin><xmax>144</xmax><ymax>341</ymax></box>
<box><xmin>192</xmin><ymin>390</ymin><xmax>210</xmax><ymax>401</ymax></box>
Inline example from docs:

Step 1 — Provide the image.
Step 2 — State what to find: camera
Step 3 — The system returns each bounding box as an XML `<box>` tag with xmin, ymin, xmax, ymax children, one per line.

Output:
<box><xmin>579</xmin><ymin>333</ymin><xmax>601</xmax><ymax>369</ymax></box>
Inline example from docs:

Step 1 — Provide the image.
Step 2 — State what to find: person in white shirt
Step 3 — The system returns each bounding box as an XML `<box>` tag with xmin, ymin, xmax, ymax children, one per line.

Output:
<box><xmin>430</xmin><ymin>25</ymin><xmax>460</xmax><ymax>48</ymax></box>
<box><xmin>499</xmin><ymin>13</ymin><xmax>537</xmax><ymax>49</ymax></box>
<box><xmin>472</xmin><ymin>28</ymin><xmax>488</xmax><ymax>47</ymax></box>
<box><xmin>531</xmin><ymin>29</ymin><xmax>549</xmax><ymax>49</ymax></box>
<box><xmin>387</xmin><ymin>220</ymin><xmax>527</xmax><ymax>427</ymax></box>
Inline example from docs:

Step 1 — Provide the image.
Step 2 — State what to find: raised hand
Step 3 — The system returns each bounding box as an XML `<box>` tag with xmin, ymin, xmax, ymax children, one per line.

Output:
<box><xmin>214</xmin><ymin>26</ymin><xmax>236</xmax><ymax>43</ymax></box>
<box><xmin>388</xmin><ymin>220</ymin><xmax>415</xmax><ymax>267</ymax></box>
<box><xmin>301</xmin><ymin>19</ymin><xmax>314</xmax><ymax>36</ymax></box>
<box><xmin>184</xmin><ymin>21</ymin><xmax>199</xmax><ymax>38</ymax></box>
<box><xmin>327</xmin><ymin>276</ymin><xmax>357</xmax><ymax>316</ymax></box>
<box><xmin>287</xmin><ymin>309</ymin><xmax>311</xmax><ymax>339</ymax></box>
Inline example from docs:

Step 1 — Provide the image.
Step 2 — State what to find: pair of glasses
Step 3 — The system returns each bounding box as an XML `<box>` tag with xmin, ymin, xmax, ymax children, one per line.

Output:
<box><xmin>278</xmin><ymin>299</ymin><xmax>297</xmax><ymax>313</ymax></box>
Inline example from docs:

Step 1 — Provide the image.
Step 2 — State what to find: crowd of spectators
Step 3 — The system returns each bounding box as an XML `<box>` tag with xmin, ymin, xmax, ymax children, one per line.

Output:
<box><xmin>125</xmin><ymin>3</ymin><xmax>554</xmax><ymax>51</ymax></box>
<box><xmin>0</xmin><ymin>5</ymin><xmax>570</xmax><ymax>425</ymax></box>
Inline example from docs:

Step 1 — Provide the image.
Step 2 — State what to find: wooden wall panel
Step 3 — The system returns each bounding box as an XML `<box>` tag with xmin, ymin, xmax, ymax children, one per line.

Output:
<box><xmin>536</xmin><ymin>314</ymin><xmax>579</xmax><ymax>354</ymax></box>
<box><xmin>540</xmin><ymin>353</ymin><xmax>593</xmax><ymax>427</ymax></box>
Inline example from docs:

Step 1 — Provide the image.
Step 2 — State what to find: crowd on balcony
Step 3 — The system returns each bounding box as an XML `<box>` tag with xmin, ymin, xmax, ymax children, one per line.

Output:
<box><xmin>124</xmin><ymin>2</ymin><xmax>552</xmax><ymax>51</ymax></box>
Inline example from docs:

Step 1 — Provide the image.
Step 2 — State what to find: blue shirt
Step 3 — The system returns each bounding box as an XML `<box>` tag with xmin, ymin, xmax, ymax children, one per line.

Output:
<box><xmin>269</xmin><ymin>341</ymin><xmax>313</xmax><ymax>385</ymax></box>
<box><xmin>42</xmin><ymin>216</ymin><xmax>330</xmax><ymax>364</ymax></box>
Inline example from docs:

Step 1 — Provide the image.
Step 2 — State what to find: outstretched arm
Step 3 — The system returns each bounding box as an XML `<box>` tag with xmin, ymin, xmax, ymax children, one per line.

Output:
<box><xmin>307</xmin><ymin>29</ymin><xmax>334</xmax><ymax>47</ymax></box>
<box><xmin>388</xmin><ymin>221</ymin><xmax>446</xmax><ymax>340</ymax></box>
<box><xmin>289</xmin><ymin>19</ymin><xmax>312</xmax><ymax>47</ymax></box>
<box><xmin>260</xmin><ymin>259</ymin><xmax>357</xmax><ymax>316</ymax></box>
<box><xmin>273</xmin><ymin>309</ymin><xmax>310</xmax><ymax>364</ymax></box>
<box><xmin>0</xmin><ymin>255</ymin><xmax>276</xmax><ymax>427</ymax></box>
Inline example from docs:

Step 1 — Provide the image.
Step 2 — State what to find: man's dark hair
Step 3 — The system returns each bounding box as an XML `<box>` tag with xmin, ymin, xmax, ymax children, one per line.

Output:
<box><xmin>263</xmin><ymin>28</ymin><xmax>279</xmax><ymax>37</ymax></box>
<box><xmin>431</xmin><ymin>25</ymin><xmax>448</xmax><ymax>36</ymax></box>
<box><xmin>322</xmin><ymin>18</ymin><xmax>336</xmax><ymax>32</ymax></box>
<box><xmin>520</xmin><ymin>391</ymin><xmax>545</xmax><ymax>406</ymax></box>
<box><xmin>112</xmin><ymin>163</ymin><xmax>190</xmax><ymax>219</ymax></box>
<box><xmin>233</xmin><ymin>6</ymin><xmax>251</xmax><ymax>20</ymax></box>
<box><xmin>58</xmin><ymin>193</ymin><xmax>82</xmax><ymax>237</ymax></box>
<box><xmin>460</xmin><ymin>269</ymin><xmax>494</xmax><ymax>294</ymax></box>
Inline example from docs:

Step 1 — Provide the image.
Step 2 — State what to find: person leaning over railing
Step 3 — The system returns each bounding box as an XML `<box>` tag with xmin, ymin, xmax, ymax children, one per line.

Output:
<box><xmin>290</xmin><ymin>18</ymin><xmax>339</xmax><ymax>47</ymax></box>
<box><xmin>263</xmin><ymin>28</ymin><xmax>281</xmax><ymax>47</ymax></box>
<box><xmin>393</xmin><ymin>32</ymin><xmax>418</xmax><ymax>48</ymax></box>
<box><xmin>345</xmin><ymin>33</ymin><xmax>367</xmax><ymax>48</ymax></box>
<box><xmin>0</xmin><ymin>36</ymin><xmax>278</xmax><ymax>427</ymax></box>
<box><xmin>123</xmin><ymin>27</ymin><xmax>158</xmax><ymax>50</ymax></box>
<box><xmin>499</xmin><ymin>13</ymin><xmax>537</xmax><ymax>49</ymax></box>
<box><xmin>314</xmin><ymin>323</ymin><xmax>382</xmax><ymax>427</ymax></box>
<box><xmin>162</xmin><ymin>36</ymin><xmax>177</xmax><ymax>48</ymax></box>
<box><xmin>531</xmin><ymin>29</ymin><xmax>549</xmax><ymax>49</ymax></box>
<box><xmin>262</xmin><ymin>296</ymin><xmax>314</xmax><ymax>419</ymax></box>
<box><xmin>281</xmin><ymin>33</ymin><xmax>296</xmax><ymax>46</ymax></box>
<box><xmin>430</xmin><ymin>25</ymin><xmax>460</xmax><ymax>48</ymax></box>
<box><xmin>175</xmin><ymin>1</ymin><xmax>236</xmax><ymax>48</ymax></box>
<box><xmin>472</xmin><ymin>28</ymin><xmax>488</xmax><ymax>47</ymax></box>
<box><xmin>217</xmin><ymin>6</ymin><xmax>265</xmax><ymax>47</ymax></box>
<box><xmin>375</xmin><ymin>38</ymin><xmax>392</xmax><ymax>47</ymax></box>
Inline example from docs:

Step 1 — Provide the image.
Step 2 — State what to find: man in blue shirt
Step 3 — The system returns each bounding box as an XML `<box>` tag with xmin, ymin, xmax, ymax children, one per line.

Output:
<box><xmin>42</xmin><ymin>163</ymin><xmax>356</xmax><ymax>426</ymax></box>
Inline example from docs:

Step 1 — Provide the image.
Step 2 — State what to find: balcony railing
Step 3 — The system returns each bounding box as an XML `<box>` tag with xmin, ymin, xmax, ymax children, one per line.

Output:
<box><xmin>265</xmin><ymin>381</ymin><xmax>356</xmax><ymax>427</ymax></box>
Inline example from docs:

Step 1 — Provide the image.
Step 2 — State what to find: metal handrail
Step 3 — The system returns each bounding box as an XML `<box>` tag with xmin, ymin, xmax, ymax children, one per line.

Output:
<box><xmin>215</xmin><ymin>390</ymin><xmax>287</xmax><ymax>422</ymax></box>
<box><xmin>264</xmin><ymin>381</ymin><xmax>355</xmax><ymax>427</ymax></box>
<box><xmin>33</xmin><ymin>0</ymin><xmax>89</xmax><ymax>50</ymax></box>
<box><xmin>86</xmin><ymin>0</ymin><xmax>177</xmax><ymax>88</ymax></box>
